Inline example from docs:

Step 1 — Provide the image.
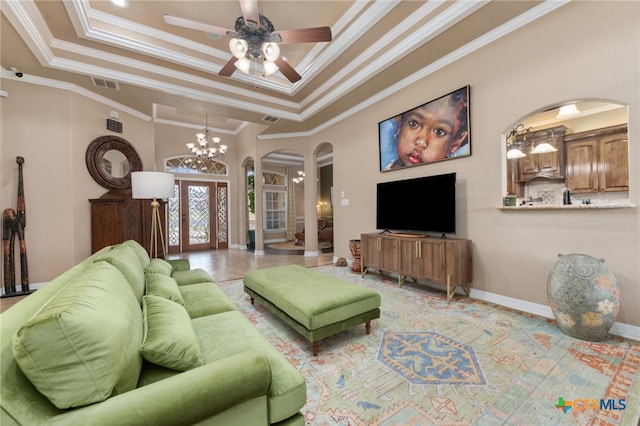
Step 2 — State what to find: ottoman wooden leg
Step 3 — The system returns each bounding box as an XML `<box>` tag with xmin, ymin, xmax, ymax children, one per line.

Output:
<box><xmin>250</xmin><ymin>297</ymin><xmax>255</xmax><ymax>305</ymax></box>
<box><xmin>365</xmin><ymin>320</ymin><xmax>372</xmax><ymax>335</ymax></box>
<box><xmin>312</xmin><ymin>342</ymin><xmax>319</xmax><ymax>356</ymax></box>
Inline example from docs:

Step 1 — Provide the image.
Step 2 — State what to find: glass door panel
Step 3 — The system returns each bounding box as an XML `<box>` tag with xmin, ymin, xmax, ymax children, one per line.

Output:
<box><xmin>167</xmin><ymin>180</ymin><xmax>228</xmax><ymax>252</ymax></box>
<box><xmin>182</xmin><ymin>181</ymin><xmax>215</xmax><ymax>251</ymax></box>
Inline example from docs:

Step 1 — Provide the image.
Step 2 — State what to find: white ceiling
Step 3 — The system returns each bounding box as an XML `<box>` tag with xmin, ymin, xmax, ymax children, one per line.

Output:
<box><xmin>2</xmin><ymin>0</ymin><xmax>564</xmax><ymax>138</ymax></box>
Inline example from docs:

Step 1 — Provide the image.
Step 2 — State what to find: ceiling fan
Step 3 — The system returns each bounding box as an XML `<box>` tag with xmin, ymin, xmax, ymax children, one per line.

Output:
<box><xmin>164</xmin><ymin>0</ymin><xmax>332</xmax><ymax>83</ymax></box>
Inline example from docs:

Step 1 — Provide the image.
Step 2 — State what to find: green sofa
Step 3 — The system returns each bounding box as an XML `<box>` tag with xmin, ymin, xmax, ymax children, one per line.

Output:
<box><xmin>0</xmin><ymin>240</ymin><xmax>306</xmax><ymax>426</ymax></box>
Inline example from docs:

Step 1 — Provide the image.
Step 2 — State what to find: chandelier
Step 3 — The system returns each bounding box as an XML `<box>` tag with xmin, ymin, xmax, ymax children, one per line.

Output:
<box><xmin>292</xmin><ymin>170</ymin><xmax>305</xmax><ymax>184</ymax></box>
<box><xmin>186</xmin><ymin>115</ymin><xmax>228</xmax><ymax>159</ymax></box>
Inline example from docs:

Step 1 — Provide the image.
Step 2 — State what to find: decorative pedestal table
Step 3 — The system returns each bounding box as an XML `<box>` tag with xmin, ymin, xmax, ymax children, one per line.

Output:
<box><xmin>349</xmin><ymin>239</ymin><xmax>361</xmax><ymax>273</ymax></box>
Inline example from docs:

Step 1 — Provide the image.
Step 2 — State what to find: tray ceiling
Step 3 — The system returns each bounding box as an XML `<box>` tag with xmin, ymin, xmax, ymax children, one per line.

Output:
<box><xmin>1</xmin><ymin>0</ymin><xmax>560</xmax><ymax>137</ymax></box>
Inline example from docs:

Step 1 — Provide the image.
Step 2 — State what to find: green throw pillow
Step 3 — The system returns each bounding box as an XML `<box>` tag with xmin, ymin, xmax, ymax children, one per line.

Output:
<box><xmin>145</xmin><ymin>258</ymin><xmax>174</xmax><ymax>276</ymax></box>
<box><xmin>146</xmin><ymin>274</ymin><xmax>185</xmax><ymax>306</ymax></box>
<box><xmin>141</xmin><ymin>295</ymin><xmax>204</xmax><ymax>371</ymax></box>
<box><xmin>12</xmin><ymin>262</ymin><xmax>143</xmax><ymax>409</ymax></box>
<box><xmin>94</xmin><ymin>245</ymin><xmax>145</xmax><ymax>303</ymax></box>
<box><xmin>122</xmin><ymin>239</ymin><xmax>151</xmax><ymax>268</ymax></box>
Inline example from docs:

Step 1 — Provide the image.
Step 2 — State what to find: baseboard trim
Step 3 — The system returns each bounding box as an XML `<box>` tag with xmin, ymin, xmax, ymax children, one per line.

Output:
<box><xmin>1</xmin><ymin>281</ymin><xmax>46</xmax><ymax>297</ymax></box>
<box><xmin>470</xmin><ymin>288</ymin><xmax>640</xmax><ymax>341</ymax></box>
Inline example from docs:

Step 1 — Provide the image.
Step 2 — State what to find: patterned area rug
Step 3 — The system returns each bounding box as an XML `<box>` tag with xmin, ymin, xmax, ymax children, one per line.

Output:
<box><xmin>217</xmin><ymin>265</ymin><xmax>640</xmax><ymax>425</ymax></box>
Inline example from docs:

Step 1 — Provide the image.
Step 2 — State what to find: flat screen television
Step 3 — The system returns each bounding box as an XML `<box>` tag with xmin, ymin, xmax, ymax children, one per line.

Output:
<box><xmin>376</xmin><ymin>172</ymin><xmax>456</xmax><ymax>235</ymax></box>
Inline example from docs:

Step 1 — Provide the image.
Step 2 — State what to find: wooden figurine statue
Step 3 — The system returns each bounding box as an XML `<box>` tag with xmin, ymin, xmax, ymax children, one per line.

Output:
<box><xmin>3</xmin><ymin>156</ymin><xmax>30</xmax><ymax>297</ymax></box>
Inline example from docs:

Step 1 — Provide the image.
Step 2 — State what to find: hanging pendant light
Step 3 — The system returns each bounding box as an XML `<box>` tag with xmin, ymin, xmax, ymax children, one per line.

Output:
<box><xmin>507</xmin><ymin>147</ymin><xmax>527</xmax><ymax>159</ymax></box>
<box><xmin>530</xmin><ymin>142</ymin><xmax>558</xmax><ymax>154</ymax></box>
<box><xmin>531</xmin><ymin>129</ymin><xmax>557</xmax><ymax>154</ymax></box>
<box><xmin>506</xmin><ymin>124</ymin><xmax>532</xmax><ymax>160</ymax></box>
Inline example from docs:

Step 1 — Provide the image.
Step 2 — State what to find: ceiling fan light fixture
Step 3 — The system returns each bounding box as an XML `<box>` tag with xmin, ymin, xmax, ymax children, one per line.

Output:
<box><xmin>235</xmin><ymin>57</ymin><xmax>251</xmax><ymax>74</ymax></box>
<box><xmin>229</xmin><ymin>38</ymin><xmax>248</xmax><ymax>59</ymax></box>
<box><xmin>263</xmin><ymin>60</ymin><xmax>279</xmax><ymax>76</ymax></box>
<box><xmin>262</xmin><ymin>42</ymin><xmax>280</xmax><ymax>61</ymax></box>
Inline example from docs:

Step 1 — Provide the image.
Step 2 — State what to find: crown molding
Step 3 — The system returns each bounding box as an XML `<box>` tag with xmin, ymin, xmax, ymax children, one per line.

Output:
<box><xmin>1</xmin><ymin>67</ymin><xmax>151</xmax><ymax>120</ymax></box>
<box><xmin>260</xmin><ymin>0</ymin><xmax>570</xmax><ymax>140</ymax></box>
<box><xmin>300</xmin><ymin>0</ymin><xmax>486</xmax><ymax>120</ymax></box>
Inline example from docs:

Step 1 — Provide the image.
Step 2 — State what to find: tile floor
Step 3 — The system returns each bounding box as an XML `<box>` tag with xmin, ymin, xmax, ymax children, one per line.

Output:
<box><xmin>1</xmin><ymin>248</ymin><xmax>335</xmax><ymax>313</ymax></box>
<box><xmin>167</xmin><ymin>248</ymin><xmax>335</xmax><ymax>282</ymax></box>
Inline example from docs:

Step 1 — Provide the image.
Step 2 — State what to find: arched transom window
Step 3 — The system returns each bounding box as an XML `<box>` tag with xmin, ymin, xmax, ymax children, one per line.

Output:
<box><xmin>165</xmin><ymin>156</ymin><xmax>228</xmax><ymax>175</ymax></box>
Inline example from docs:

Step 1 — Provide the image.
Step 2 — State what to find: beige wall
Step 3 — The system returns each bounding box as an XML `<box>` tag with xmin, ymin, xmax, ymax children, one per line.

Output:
<box><xmin>1</xmin><ymin>2</ymin><xmax>637</xmax><ymax>328</ymax></box>
<box><xmin>1</xmin><ymin>81</ymin><xmax>154</xmax><ymax>283</ymax></box>
<box><xmin>321</xmin><ymin>1</ymin><xmax>639</xmax><ymax>327</ymax></box>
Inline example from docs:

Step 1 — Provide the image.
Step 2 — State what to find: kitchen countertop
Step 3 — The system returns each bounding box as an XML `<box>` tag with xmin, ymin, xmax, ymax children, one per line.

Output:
<box><xmin>498</xmin><ymin>203</ymin><xmax>635</xmax><ymax>210</ymax></box>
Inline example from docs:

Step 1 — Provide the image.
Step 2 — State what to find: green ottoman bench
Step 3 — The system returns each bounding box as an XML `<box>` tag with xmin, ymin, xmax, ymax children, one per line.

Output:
<box><xmin>243</xmin><ymin>265</ymin><xmax>381</xmax><ymax>356</ymax></box>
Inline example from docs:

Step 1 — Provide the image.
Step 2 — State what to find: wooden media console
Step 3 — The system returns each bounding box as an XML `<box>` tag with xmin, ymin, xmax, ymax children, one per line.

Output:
<box><xmin>360</xmin><ymin>233</ymin><xmax>472</xmax><ymax>302</ymax></box>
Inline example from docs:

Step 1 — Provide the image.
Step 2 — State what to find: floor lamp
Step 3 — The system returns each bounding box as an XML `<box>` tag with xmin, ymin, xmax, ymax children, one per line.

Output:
<box><xmin>131</xmin><ymin>171</ymin><xmax>175</xmax><ymax>259</ymax></box>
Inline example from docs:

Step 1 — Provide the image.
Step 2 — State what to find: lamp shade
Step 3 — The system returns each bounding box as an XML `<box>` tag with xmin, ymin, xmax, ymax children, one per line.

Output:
<box><xmin>506</xmin><ymin>148</ymin><xmax>526</xmax><ymax>159</ymax></box>
<box><xmin>131</xmin><ymin>171</ymin><xmax>175</xmax><ymax>199</ymax></box>
<box><xmin>530</xmin><ymin>142</ymin><xmax>558</xmax><ymax>154</ymax></box>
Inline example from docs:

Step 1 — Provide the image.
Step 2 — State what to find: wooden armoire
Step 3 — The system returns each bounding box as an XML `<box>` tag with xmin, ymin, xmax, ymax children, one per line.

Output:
<box><xmin>89</xmin><ymin>190</ymin><xmax>165</xmax><ymax>254</ymax></box>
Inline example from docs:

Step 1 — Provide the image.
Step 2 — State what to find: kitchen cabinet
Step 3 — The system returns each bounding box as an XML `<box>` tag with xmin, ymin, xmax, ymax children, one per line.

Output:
<box><xmin>564</xmin><ymin>124</ymin><xmax>628</xmax><ymax>194</ymax></box>
<box><xmin>516</xmin><ymin>125</ymin><xmax>568</xmax><ymax>182</ymax></box>
<box><xmin>361</xmin><ymin>233</ymin><xmax>472</xmax><ymax>302</ymax></box>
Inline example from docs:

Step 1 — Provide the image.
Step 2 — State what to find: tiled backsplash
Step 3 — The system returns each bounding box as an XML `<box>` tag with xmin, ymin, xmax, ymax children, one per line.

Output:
<box><xmin>523</xmin><ymin>180</ymin><xmax>629</xmax><ymax>206</ymax></box>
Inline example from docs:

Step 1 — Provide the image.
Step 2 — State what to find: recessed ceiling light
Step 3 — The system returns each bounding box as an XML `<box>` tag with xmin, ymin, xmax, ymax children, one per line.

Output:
<box><xmin>110</xmin><ymin>0</ymin><xmax>129</xmax><ymax>7</ymax></box>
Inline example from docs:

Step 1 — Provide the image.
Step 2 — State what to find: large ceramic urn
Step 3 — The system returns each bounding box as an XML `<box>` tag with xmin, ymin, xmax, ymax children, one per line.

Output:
<box><xmin>547</xmin><ymin>253</ymin><xmax>619</xmax><ymax>341</ymax></box>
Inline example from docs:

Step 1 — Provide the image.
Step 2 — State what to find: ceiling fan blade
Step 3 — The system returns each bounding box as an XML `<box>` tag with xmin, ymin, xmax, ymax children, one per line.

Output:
<box><xmin>219</xmin><ymin>57</ymin><xmax>238</xmax><ymax>77</ymax></box>
<box><xmin>163</xmin><ymin>14</ymin><xmax>235</xmax><ymax>38</ymax></box>
<box><xmin>239</xmin><ymin>0</ymin><xmax>260</xmax><ymax>29</ymax></box>
<box><xmin>271</xmin><ymin>27</ymin><xmax>332</xmax><ymax>44</ymax></box>
<box><xmin>274</xmin><ymin>57</ymin><xmax>301</xmax><ymax>83</ymax></box>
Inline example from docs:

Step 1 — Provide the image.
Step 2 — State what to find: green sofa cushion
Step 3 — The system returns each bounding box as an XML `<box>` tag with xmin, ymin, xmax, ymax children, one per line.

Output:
<box><xmin>122</xmin><ymin>239</ymin><xmax>151</xmax><ymax>268</ymax></box>
<box><xmin>145</xmin><ymin>258</ymin><xmax>174</xmax><ymax>276</ymax></box>
<box><xmin>141</xmin><ymin>295</ymin><xmax>205</xmax><ymax>371</ymax></box>
<box><xmin>94</xmin><ymin>244</ymin><xmax>146</xmax><ymax>303</ymax></box>
<box><xmin>146</xmin><ymin>273</ymin><xmax>185</xmax><ymax>306</ymax></box>
<box><xmin>172</xmin><ymin>268</ymin><xmax>215</xmax><ymax>286</ymax></box>
<box><xmin>193</xmin><ymin>311</ymin><xmax>306</xmax><ymax>423</ymax></box>
<box><xmin>179</xmin><ymin>282</ymin><xmax>238</xmax><ymax>318</ymax></box>
<box><xmin>167</xmin><ymin>258</ymin><xmax>190</xmax><ymax>272</ymax></box>
<box><xmin>12</xmin><ymin>261</ymin><xmax>143</xmax><ymax>409</ymax></box>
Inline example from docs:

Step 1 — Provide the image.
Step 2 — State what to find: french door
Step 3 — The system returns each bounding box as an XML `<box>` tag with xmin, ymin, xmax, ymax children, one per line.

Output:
<box><xmin>168</xmin><ymin>180</ymin><xmax>228</xmax><ymax>253</ymax></box>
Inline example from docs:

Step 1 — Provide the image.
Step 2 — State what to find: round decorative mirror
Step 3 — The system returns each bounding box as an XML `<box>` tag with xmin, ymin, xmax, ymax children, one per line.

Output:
<box><xmin>85</xmin><ymin>135</ymin><xmax>143</xmax><ymax>190</ymax></box>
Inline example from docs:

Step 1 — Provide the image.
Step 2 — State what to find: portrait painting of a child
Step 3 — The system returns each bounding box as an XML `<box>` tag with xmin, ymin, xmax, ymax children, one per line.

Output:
<box><xmin>379</xmin><ymin>86</ymin><xmax>470</xmax><ymax>171</ymax></box>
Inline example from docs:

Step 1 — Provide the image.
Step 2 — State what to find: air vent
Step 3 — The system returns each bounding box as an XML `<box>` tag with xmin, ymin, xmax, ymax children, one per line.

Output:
<box><xmin>91</xmin><ymin>77</ymin><xmax>119</xmax><ymax>90</ymax></box>
<box><xmin>262</xmin><ymin>115</ymin><xmax>279</xmax><ymax>123</ymax></box>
